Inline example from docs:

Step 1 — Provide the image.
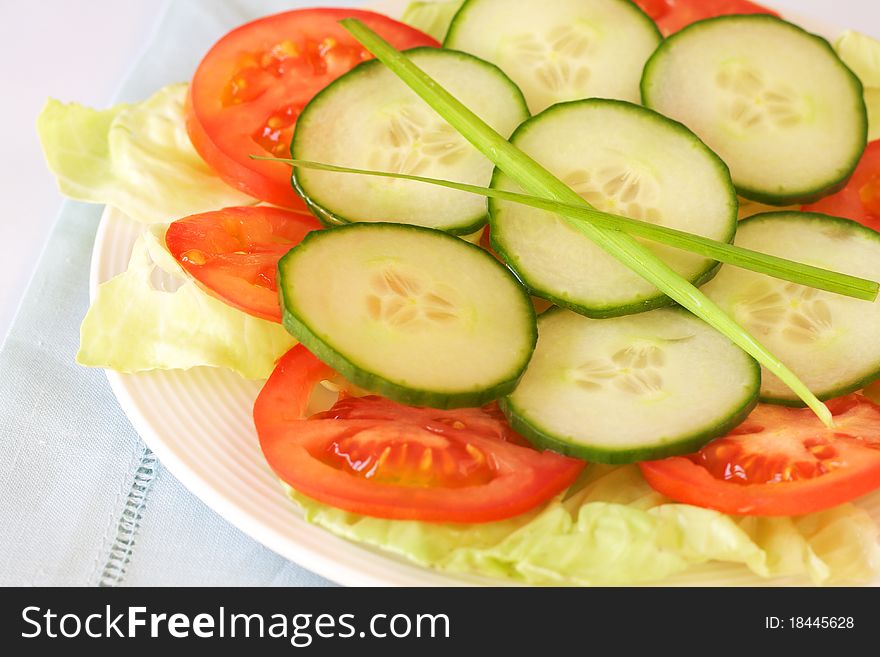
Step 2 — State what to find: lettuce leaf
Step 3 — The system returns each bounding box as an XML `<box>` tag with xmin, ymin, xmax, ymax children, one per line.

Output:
<box><xmin>78</xmin><ymin>225</ymin><xmax>295</xmax><ymax>379</ymax></box>
<box><xmin>37</xmin><ymin>83</ymin><xmax>255</xmax><ymax>224</ymax></box>
<box><xmin>289</xmin><ymin>465</ymin><xmax>880</xmax><ymax>585</ymax></box>
<box><xmin>836</xmin><ymin>31</ymin><xmax>880</xmax><ymax>141</ymax></box>
<box><xmin>401</xmin><ymin>0</ymin><xmax>464</xmax><ymax>41</ymax></box>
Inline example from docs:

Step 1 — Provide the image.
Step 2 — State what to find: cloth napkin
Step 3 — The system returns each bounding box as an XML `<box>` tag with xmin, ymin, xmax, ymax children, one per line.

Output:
<box><xmin>0</xmin><ymin>0</ymin><xmax>385</xmax><ymax>587</ymax></box>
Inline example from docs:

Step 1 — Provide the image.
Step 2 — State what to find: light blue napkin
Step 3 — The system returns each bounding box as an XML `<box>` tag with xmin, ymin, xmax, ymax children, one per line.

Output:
<box><xmin>0</xmin><ymin>0</ymin><xmax>379</xmax><ymax>587</ymax></box>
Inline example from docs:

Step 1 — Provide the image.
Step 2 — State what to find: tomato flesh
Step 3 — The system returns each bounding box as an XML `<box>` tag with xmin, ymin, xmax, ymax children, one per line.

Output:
<box><xmin>165</xmin><ymin>206</ymin><xmax>320</xmax><ymax>322</ymax></box>
<box><xmin>640</xmin><ymin>395</ymin><xmax>880</xmax><ymax>516</ymax></box>
<box><xmin>634</xmin><ymin>0</ymin><xmax>777</xmax><ymax>36</ymax></box>
<box><xmin>803</xmin><ymin>140</ymin><xmax>880</xmax><ymax>233</ymax></box>
<box><xmin>255</xmin><ymin>346</ymin><xmax>585</xmax><ymax>523</ymax></box>
<box><xmin>314</xmin><ymin>399</ymin><xmax>501</xmax><ymax>489</ymax></box>
<box><xmin>186</xmin><ymin>8</ymin><xmax>438</xmax><ymax>208</ymax></box>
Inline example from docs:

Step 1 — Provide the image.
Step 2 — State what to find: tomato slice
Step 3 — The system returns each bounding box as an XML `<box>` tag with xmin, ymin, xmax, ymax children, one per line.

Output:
<box><xmin>165</xmin><ymin>206</ymin><xmax>320</xmax><ymax>322</ymax></box>
<box><xmin>254</xmin><ymin>345</ymin><xmax>585</xmax><ymax>523</ymax></box>
<box><xmin>186</xmin><ymin>8</ymin><xmax>438</xmax><ymax>209</ymax></box>
<box><xmin>634</xmin><ymin>0</ymin><xmax>777</xmax><ymax>36</ymax></box>
<box><xmin>803</xmin><ymin>140</ymin><xmax>880</xmax><ymax>233</ymax></box>
<box><xmin>640</xmin><ymin>395</ymin><xmax>880</xmax><ymax>516</ymax></box>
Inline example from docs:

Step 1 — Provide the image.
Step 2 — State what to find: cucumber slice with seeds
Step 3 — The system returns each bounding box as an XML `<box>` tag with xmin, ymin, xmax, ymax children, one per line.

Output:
<box><xmin>501</xmin><ymin>307</ymin><xmax>760</xmax><ymax>463</ymax></box>
<box><xmin>291</xmin><ymin>47</ymin><xmax>529</xmax><ymax>234</ymax></box>
<box><xmin>490</xmin><ymin>99</ymin><xmax>737</xmax><ymax>318</ymax></box>
<box><xmin>445</xmin><ymin>0</ymin><xmax>661</xmax><ymax>114</ymax></box>
<box><xmin>642</xmin><ymin>15</ymin><xmax>867</xmax><ymax>205</ymax></box>
<box><xmin>703</xmin><ymin>212</ymin><xmax>880</xmax><ymax>404</ymax></box>
<box><xmin>278</xmin><ymin>222</ymin><xmax>536</xmax><ymax>409</ymax></box>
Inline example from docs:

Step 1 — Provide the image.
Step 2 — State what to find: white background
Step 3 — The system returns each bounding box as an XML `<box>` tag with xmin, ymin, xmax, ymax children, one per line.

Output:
<box><xmin>1</xmin><ymin>0</ymin><xmax>878</xmax><ymax>343</ymax></box>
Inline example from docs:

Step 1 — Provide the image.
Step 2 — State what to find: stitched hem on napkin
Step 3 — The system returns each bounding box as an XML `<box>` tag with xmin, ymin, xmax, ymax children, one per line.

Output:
<box><xmin>95</xmin><ymin>446</ymin><xmax>158</xmax><ymax>587</ymax></box>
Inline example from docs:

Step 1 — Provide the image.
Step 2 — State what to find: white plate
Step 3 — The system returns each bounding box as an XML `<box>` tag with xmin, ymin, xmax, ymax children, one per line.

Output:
<box><xmin>91</xmin><ymin>1</ymin><xmax>880</xmax><ymax>586</ymax></box>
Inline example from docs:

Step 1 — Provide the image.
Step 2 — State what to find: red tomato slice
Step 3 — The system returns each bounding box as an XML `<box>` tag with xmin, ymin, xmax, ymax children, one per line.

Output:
<box><xmin>254</xmin><ymin>346</ymin><xmax>585</xmax><ymax>523</ymax></box>
<box><xmin>634</xmin><ymin>0</ymin><xmax>777</xmax><ymax>36</ymax></box>
<box><xmin>186</xmin><ymin>8</ymin><xmax>438</xmax><ymax>209</ymax></box>
<box><xmin>640</xmin><ymin>395</ymin><xmax>880</xmax><ymax>516</ymax></box>
<box><xmin>635</xmin><ymin>0</ymin><xmax>673</xmax><ymax>23</ymax></box>
<box><xmin>165</xmin><ymin>206</ymin><xmax>320</xmax><ymax>322</ymax></box>
<box><xmin>803</xmin><ymin>140</ymin><xmax>880</xmax><ymax>233</ymax></box>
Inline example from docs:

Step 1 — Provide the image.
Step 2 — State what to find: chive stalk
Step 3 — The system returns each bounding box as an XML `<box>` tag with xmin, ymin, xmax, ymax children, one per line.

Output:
<box><xmin>263</xmin><ymin>157</ymin><xmax>877</xmax><ymax>302</ymax></box>
<box><xmin>340</xmin><ymin>18</ymin><xmax>834</xmax><ymax>425</ymax></box>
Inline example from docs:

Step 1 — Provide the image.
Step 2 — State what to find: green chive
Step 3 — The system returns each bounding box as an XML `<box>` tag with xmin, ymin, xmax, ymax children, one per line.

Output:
<box><xmin>261</xmin><ymin>157</ymin><xmax>877</xmax><ymax>303</ymax></box>
<box><xmin>340</xmin><ymin>18</ymin><xmax>834</xmax><ymax>426</ymax></box>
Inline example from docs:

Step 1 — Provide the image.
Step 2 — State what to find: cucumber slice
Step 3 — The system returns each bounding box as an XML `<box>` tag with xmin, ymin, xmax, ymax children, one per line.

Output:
<box><xmin>703</xmin><ymin>212</ymin><xmax>880</xmax><ymax>404</ymax></box>
<box><xmin>502</xmin><ymin>307</ymin><xmax>760</xmax><ymax>463</ymax></box>
<box><xmin>642</xmin><ymin>15</ymin><xmax>867</xmax><ymax>205</ymax></box>
<box><xmin>490</xmin><ymin>99</ymin><xmax>737</xmax><ymax>318</ymax></box>
<box><xmin>445</xmin><ymin>0</ymin><xmax>661</xmax><ymax>114</ymax></box>
<box><xmin>401</xmin><ymin>0</ymin><xmax>464</xmax><ymax>42</ymax></box>
<box><xmin>278</xmin><ymin>223</ymin><xmax>536</xmax><ymax>409</ymax></box>
<box><xmin>291</xmin><ymin>47</ymin><xmax>529</xmax><ymax>235</ymax></box>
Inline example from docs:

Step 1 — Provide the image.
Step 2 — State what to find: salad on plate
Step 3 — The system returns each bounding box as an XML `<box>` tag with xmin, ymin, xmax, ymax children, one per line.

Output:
<box><xmin>38</xmin><ymin>0</ymin><xmax>880</xmax><ymax>585</ymax></box>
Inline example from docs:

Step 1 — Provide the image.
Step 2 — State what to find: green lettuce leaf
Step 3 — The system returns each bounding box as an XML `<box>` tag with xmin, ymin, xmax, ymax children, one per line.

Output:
<box><xmin>836</xmin><ymin>31</ymin><xmax>880</xmax><ymax>141</ymax></box>
<box><xmin>37</xmin><ymin>83</ymin><xmax>255</xmax><ymax>223</ymax></box>
<box><xmin>78</xmin><ymin>225</ymin><xmax>295</xmax><ymax>379</ymax></box>
<box><xmin>289</xmin><ymin>465</ymin><xmax>880</xmax><ymax>585</ymax></box>
<box><xmin>401</xmin><ymin>0</ymin><xmax>464</xmax><ymax>41</ymax></box>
